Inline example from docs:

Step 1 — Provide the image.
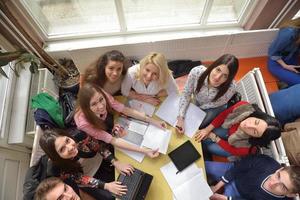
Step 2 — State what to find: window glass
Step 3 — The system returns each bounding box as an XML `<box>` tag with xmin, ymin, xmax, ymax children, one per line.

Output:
<box><xmin>22</xmin><ymin>0</ymin><xmax>120</xmax><ymax>37</ymax></box>
<box><xmin>207</xmin><ymin>0</ymin><xmax>247</xmax><ymax>23</ymax></box>
<box><xmin>0</xmin><ymin>64</ymin><xmax>10</xmax><ymax>135</ymax></box>
<box><xmin>293</xmin><ymin>9</ymin><xmax>300</xmax><ymax>19</ymax></box>
<box><xmin>122</xmin><ymin>0</ymin><xmax>206</xmax><ymax>30</ymax></box>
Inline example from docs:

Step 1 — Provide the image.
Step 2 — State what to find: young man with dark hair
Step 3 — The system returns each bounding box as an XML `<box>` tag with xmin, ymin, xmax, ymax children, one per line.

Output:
<box><xmin>206</xmin><ymin>154</ymin><xmax>300</xmax><ymax>200</ymax></box>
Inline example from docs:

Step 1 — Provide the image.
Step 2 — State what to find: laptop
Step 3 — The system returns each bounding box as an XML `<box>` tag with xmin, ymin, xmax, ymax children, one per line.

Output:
<box><xmin>117</xmin><ymin>168</ymin><xmax>153</xmax><ymax>200</ymax></box>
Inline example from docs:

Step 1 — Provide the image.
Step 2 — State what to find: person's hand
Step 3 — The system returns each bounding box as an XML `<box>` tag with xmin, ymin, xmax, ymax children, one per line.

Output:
<box><xmin>283</xmin><ymin>65</ymin><xmax>300</xmax><ymax>73</ymax></box>
<box><xmin>175</xmin><ymin>116</ymin><xmax>185</xmax><ymax>135</ymax></box>
<box><xmin>209</xmin><ymin>193</ymin><xmax>228</xmax><ymax>200</ymax></box>
<box><xmin>104</xmin><ymin>181</ymin><xmax>127</xmax><ymax>196</ymax></box>
<box><xmin>113</xmin><ymin>160</ymin><xmax>135</xmax><ymax>175</ymax></box>
<box><xmin>145</xmin><ymin>148</ymin><xmax>160</xmax><ymax>158</ymax></box>
<box><xmin>112</xmin><ymin>124</ymin><xmax>127</xmax><ymax>137</ymax></box>
<box><xmin>194</xmin><ymin>128</ymin><xmax>210</xmax><ymax>142</ymax></box>
<box><xmin>150</xmin><ymin>118</ymin><xmax>167</xmax><ymax>129</ymax></box>
<box><xmin>143</xmin><ymin>96</ymin><xmax>161</xmax><ymax>106</ymax></box>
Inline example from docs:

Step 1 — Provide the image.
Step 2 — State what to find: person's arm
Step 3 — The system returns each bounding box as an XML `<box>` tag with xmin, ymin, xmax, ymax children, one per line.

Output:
<box><xmin>176</xmin><ymin>67</ymin><xmax>201</xmax><ymax>133</ymax></box>
<box><xmin>100</xmin><ymin>148</ymin><xmax>134</xmax><ymax>175</ymax></box>
<box><xmin>194</xmin><ymin>124</ymin><xmax>215</xmax><ymax>142</ymax></box>
<box><xmin>276</xmin><ymin>59</ymin><xmax>300</xmax><ymax>73</ymax></box>
<box><xmin>121</xmin><ymin>106</ymin><xmax>167</xmax><ymax>129</ymax></box>
<box><xmin>111</xmin><ymin>137</ymin><xmax>159</xmax><ymax>158</ymax></box>
<box><xmin>128</xmin><ymin>90</ymin><xmax>161</xmax><ymax>106</ymax></box>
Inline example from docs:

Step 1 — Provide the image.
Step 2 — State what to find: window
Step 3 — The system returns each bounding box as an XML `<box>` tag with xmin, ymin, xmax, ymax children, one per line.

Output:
<box><xmin>0</xmin><ymin>64</ymin><xmax>10</xmax><ymax>138</ymax></box>
<box><xmin>20</xmin><ymin>0</ymin><xmax>253</xmax><ymax>40</ymax></box>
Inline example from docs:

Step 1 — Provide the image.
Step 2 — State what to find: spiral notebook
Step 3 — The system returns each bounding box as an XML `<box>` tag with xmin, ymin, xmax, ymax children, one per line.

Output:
<box><xmin>168</xmin><ymin>140</ymin><xmax>201</xmax><ymax>173</ymax></box>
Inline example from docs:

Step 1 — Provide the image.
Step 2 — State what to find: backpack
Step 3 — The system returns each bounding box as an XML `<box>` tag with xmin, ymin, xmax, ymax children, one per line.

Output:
<box><xmin>23</xmin><ymin>155</ymin><xmax>49</xmax><ymax>200</ymax></box>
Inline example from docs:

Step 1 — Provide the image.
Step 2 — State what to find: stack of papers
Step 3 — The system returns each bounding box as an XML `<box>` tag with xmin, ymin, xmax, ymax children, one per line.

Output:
<box><xmin>155</xmin><ymin>94</ymin><xmax>206</xmax><ymax>138</ymax></box>
<box><xmin>160</xmin><ymin>162</ymin><xmax>212</xmax><ymax>200</ymax></box>
<box><xmin>117</xmin><ymin>117</ymin><xmax>171</xmax><ymax>162</ymax></box>
<box><xmin>128</xmin><ymin>99</ymin><xmax>156</xmax><ymax>117</ymax></box>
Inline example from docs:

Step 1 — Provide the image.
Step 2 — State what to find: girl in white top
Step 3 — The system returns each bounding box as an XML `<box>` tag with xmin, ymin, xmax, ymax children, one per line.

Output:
<box><xmin>121</xmin><ymin>52</ymin><xmax>178</xmax><ymax>105</ymax></box>
<box><xmin>176</xmin><ymin>54</ymin><xmax>239</xmax><ymax>135</ymax></box>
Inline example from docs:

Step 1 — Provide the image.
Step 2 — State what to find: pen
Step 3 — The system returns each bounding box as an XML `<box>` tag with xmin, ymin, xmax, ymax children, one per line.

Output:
<box><xmin>176</xmin><ymin>125</ymin><xmax>182</xmax><ymax>131</ymax></box>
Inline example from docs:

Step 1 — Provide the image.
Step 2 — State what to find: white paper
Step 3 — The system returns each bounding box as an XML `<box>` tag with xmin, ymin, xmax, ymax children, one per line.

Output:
<box><xmin>129</xmin><ymin>99</ymin><xmax>156</xmax><ymax>117</ymax></box>
<box><xmin>160</xmin><ymin>162</ymin><xmax>200</xmax><ymax>190</ymax></box>
<box><xmin>161</xmin><ymin>162</ymin><xmax>212</xmax><ymax>200</ymax></box>
<box><xmin>128</xmin><ymin>120</ymin><xmax>148</xmax><ymax>135</ymax></box>
<box><xmin>156</xmin><ymin>94</ymin><xmax>206</xmax><ymax>137</ymax></box>
<box><xmin>117</xmin><ymin>141</ymin><xmax>145</xmax><ymax>163</ymax></box>
<box><xmin>174</xmin><ymin>173</ymin><xmax>212</xmax><ymax>200</ymax></box>
<box><xmin>141</xmin><ymin>125</ymin><xmax>171</xmax><ymax>154</ymax></box>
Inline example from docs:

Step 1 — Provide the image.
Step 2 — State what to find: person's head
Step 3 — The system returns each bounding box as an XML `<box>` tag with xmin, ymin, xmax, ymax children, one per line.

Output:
<box><xmin>84</xmin><ymin>50</ymin><xmax>127</xmax><ymax>86</ymax></box>
<box><xmin>264</xmin><ymin>166</ymin><xmax>300</xmax><ymax>197</ymax></box>
<box><xmin>39</xmin><ymin>129</ymin><xmax>81</xmax><ymax>172</ymax></box>
<box><xmin>239</xmin><ymin>107</ymin><xmax>281</xmax><ymax>147</ymax></box>
<box><xmin>35</xmin><ymin>177</ymin><xmax>80</xmax><ymax>200</ymax></box>
<box><xmin>280</xmin><ymin>17</ymin><xmax>300</xmax><ymax>29</ymax></box>
<box><xmin>137</xmin><ymin>52</ymin><xmax>171</xmax><ymax>87</ymax></box>
<box><xmin>196</xmin><ymin>54</ymin><xmax>239</xmax><ymax>101</ymax></box>
<box><xmin>76</xmin><ymin>83</ymin><xmax>112</xmax><ymax>130</ymax></box>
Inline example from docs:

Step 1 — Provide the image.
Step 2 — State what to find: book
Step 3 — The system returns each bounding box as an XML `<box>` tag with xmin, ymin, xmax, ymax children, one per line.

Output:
<box><xmin>168</xmin><ymin>140</ymin><xmax>201</xmax><ymax>172</ymax></box>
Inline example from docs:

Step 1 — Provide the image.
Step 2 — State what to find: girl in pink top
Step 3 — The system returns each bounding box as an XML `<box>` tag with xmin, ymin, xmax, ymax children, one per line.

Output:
<box><xmin>75</xmin><ymin>83</ymin><xmax>167</xmax><ymax>158</ymax></box>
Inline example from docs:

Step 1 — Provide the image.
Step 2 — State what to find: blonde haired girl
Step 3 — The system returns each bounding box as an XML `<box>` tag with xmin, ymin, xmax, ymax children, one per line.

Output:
<box><xmin>121</xmin><ymin>52</ymin><xmax>178</xmax><ymax>105</ymax></box>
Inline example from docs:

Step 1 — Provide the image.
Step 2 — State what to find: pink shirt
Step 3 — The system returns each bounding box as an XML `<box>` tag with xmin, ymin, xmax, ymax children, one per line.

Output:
<box><xmin>75</xmin><ymin>92</ymin><xmax>125</xmax><ymax>143</ymax></box>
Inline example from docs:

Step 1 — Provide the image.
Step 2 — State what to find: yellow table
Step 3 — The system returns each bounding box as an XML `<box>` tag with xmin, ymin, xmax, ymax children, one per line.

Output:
<box><xmin>115</xmin><ymin>120</ymin><xmax>206</xmax><ymax>200</ymax></box>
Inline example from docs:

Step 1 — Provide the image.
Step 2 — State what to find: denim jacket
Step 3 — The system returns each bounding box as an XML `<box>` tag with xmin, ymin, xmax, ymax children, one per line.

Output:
<box><xmin>268</xmin><ymin>27</ymin><xmax>300</xmax><ymax>61</ymax></box>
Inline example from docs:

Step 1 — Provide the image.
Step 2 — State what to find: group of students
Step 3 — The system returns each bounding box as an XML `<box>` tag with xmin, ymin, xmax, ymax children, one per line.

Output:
<box><xmin>33</xmin><ymin>48</ymin><xmax>300</xmax><ymax>200</ymax></box>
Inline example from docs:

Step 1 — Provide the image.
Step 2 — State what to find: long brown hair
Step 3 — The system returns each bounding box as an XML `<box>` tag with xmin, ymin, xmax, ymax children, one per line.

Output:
<box><xmin>196</xmin><ymin>54</ymin><xmax>239</xmax><ymax>101</ymax></box>
<box><xmin>39</xmin><ymin>129</ymin><xmax>82</xmax><ymax>173</ymax></box>
<box><xmin>83</xmin><ymin>50</ymin><xmax>128</xmax><ymax>86</ymax></box>
<box><xmin>76</xmin><ymin>83</ymin><xmax>112</xmax><ymax>130</ymax></box>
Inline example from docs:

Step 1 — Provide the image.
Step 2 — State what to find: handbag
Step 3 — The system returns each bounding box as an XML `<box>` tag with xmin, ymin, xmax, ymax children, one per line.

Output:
<box><xmin>59</xmin><ymin>92</ymin><xmax>77</xmax><ymax>127</ymax></box>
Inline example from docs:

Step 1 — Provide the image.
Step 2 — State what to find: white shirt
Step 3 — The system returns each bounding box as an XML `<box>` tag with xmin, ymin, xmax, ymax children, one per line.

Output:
<box><xmin>121</xmin><ymin>64</ymin><xmax>178</xmax><ymax>96</ymax></box>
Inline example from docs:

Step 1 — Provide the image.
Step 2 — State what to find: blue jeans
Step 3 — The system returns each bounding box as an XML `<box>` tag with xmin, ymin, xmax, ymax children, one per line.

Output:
<box><xmin>205</xmin><ymin>161</ymin><xmax>241</xmax><ymax>198</ymax></box>
<box><xmin>202</xmin><ymin>127</ymin><xmax>231</xmax><ymax>157</ymax></box>
<box><xmin>270</xmin><ymin>83</ymin><xmax>300</xmax><ymax>125</ymax></box>
<box><xmin>199</xmin><ymin>105</ymin><xmax>227</xmax><ymax>129</ymax></box>
<box><xmin>268</xmin><ymin>55</ymin><xmax>300</xmax><ymax>86</ymax></box>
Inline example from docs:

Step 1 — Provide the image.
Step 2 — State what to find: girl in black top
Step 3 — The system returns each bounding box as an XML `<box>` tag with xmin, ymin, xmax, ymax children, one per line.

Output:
<box><xmin>40</xmin><ymin>128</ymin><xmax>134</xmax><ymax>199</ymax></box>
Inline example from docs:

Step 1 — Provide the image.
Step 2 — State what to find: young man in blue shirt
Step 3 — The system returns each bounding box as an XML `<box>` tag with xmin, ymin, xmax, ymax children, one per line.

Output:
<box><xmin>206</xmin><ymin>154</ymin><xmax>300</xmax><ymax>200</ymax></box>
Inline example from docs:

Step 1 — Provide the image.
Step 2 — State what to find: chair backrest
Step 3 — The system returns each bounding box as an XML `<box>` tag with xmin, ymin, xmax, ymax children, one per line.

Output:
<box><xmin>236</xmin><ymin>68</ymin><xmax>289</xmax><ymax>166</ymax></box>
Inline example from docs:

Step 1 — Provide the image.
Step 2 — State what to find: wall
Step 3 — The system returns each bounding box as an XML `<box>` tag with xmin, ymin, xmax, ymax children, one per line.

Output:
<box><xmin>48</xmin><ymin>29</ymin><xmax>278</xmax><ymax>73</ymax></box>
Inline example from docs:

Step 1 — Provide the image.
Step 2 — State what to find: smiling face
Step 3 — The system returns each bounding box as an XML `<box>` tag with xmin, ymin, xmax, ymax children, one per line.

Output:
<box><xmin>45</xmin><ymin>182</ymin><xmax>80</xmax><ymax>200</ymax></box>
<box><xmin>104</xmin><ymin>60</ymin><xmax>123</xmax><ymax>83</ymax></box>
<box><xmin>239</xmin><ymin>117</ymin><xmax>268</xmax><ymax>137</ymax></box>
<box><xmin>89</xmin><ymin>91</ymin><xmax>107</xmax><ymax>118</ymax></box>
<box><xmin>54</xmin><ymin>136</ymin><xmax>78</xmax><ymax>159</ymax></box>
<box><xmin>208</xmin><ymin>64</ymin><xmax>229</xmax><ymax>87</ymax></box>
<box><xmin>264</xmin><ymin>168</ymin><xmax>294</xmax><ymax>196</ymax></box>
<box><xmin>141</xmin><ymin>63</ymin><xmax>159</xmax><ymax>85</ymax></box>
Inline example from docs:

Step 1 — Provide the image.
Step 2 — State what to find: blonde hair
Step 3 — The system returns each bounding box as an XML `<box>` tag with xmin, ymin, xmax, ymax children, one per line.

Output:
<box><xmin>136</xmin><ymin>52</ymin><xmax>172</xmax><ymax>87</ymax></box>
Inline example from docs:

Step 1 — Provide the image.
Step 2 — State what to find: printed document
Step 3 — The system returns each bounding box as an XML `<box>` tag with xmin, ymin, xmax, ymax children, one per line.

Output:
<box><xmin>161</xmin><ymin>162</ymin><xmax>212</xmax><ymax>200</ymax></box>
<box><xmin>128</xmin><ymin>99</ymin><xmax>156</xmax><ymax>117</ymax></box>
<box><xmin>141</xmin><ymin>125</ymin><xmax>171</xmax><ymax>154</ymax></box>
<box><xmin>155</xmin><ymin>94</ymin><xmax>206</xmax><ymax>137</ymax></box>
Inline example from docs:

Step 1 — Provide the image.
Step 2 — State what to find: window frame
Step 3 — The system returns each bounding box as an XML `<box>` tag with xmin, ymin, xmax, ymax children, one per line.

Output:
<box><xmin>15</xmin><ymin>0</ymin><xmax>258</xmax><ymax>42</ymax></box>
